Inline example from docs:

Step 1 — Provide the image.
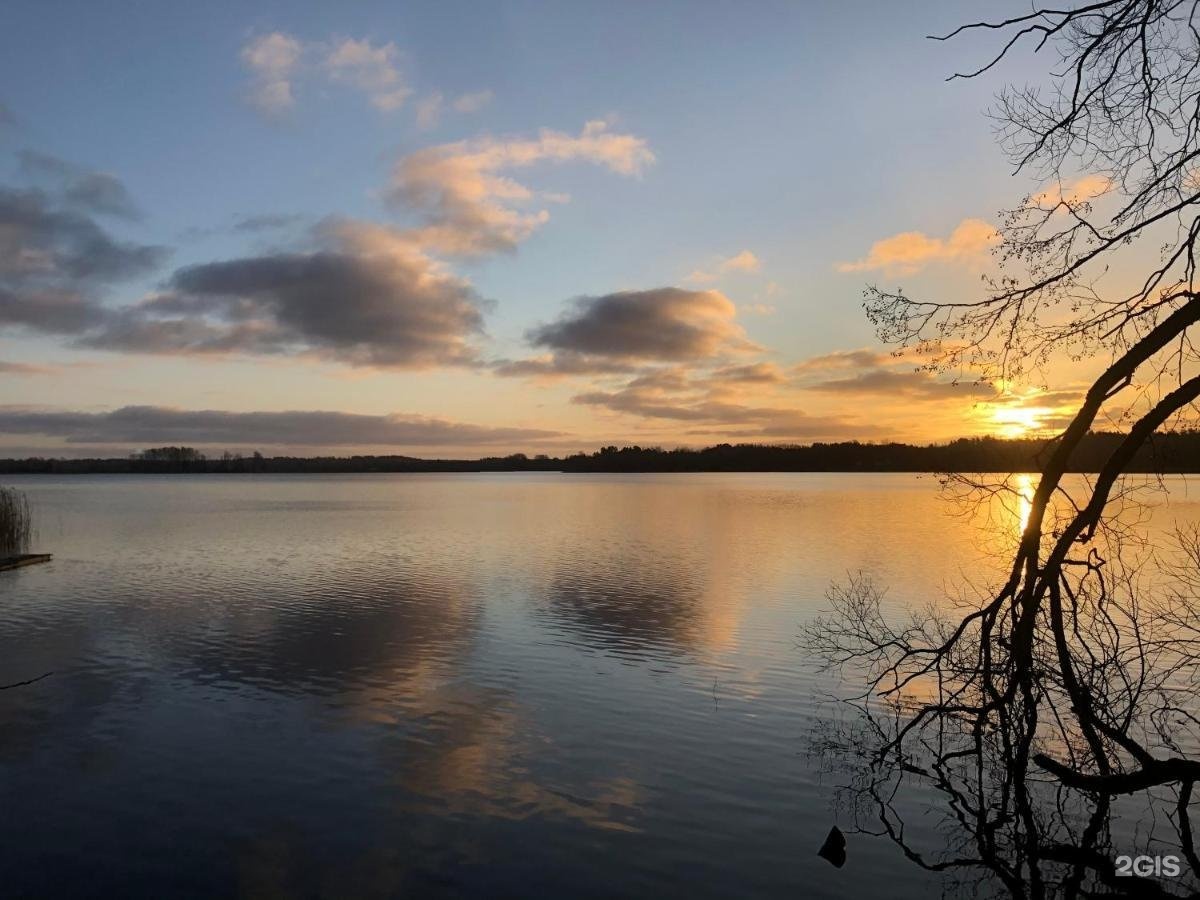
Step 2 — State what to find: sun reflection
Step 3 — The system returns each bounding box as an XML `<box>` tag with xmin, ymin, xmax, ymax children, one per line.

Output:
<box><xmin>1015</xmin><ymin>473</ymin><xmax>1034</xmax><ymax>534</ymax></box>
<box><xmin>975</xmin><ymin>472</ymin><xmax>1039</xmax><ymax>556</ymax></box>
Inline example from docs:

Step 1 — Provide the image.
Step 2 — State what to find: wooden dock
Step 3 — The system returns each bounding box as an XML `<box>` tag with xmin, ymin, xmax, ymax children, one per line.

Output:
<box><xmin>0</xmin><ymin>554</ymin><xmax>52</xmax><ymax>572</ymax></box>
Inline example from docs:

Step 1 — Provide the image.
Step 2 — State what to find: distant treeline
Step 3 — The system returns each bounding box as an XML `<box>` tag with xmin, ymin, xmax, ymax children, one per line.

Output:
<box><xmin>2</xmin><ymin>431</ymin><xmax>1199</xmax><ymax>474</ymax></box>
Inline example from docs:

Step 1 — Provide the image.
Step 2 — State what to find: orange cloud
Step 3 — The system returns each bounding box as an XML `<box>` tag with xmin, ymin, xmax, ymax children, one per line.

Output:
<box><xmin>0</xmin><ymin>360</ymin><xmax>58</xmax><ymax>376</ymax></box>
<box><xmin>721</xmin><ymin>250</ymin><xmax>760</xmax><ymax>272</ymax></box>
<box><xmin>794</xmin><ymin>348</ymin><xmax>893</xmax><ymax>371</ymax></box>
<box><xmin>1029</xmin><ymin>174</ymin><xmax>1112</xmax><ymax>207</ymax></box>
<box><xmin>837</xmin><ymin>218</ymin><xmax>998</xmax><ymax>276</ymax></box>
<box><xmin>686</xmin><ymin>249</ymin><xmax>761</xmax><ymax>283</ymax></box>
<box><xmin>387</xmin><ymin>121</ymin><xmax>655</xmax><ymax>255</ymax></box>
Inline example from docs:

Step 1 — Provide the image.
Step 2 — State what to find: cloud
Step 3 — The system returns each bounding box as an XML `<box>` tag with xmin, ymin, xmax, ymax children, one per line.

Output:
<box><xmin>3</xmin><ymin>121</ymin><xmax>652</xmax><ymax>373</ymax></box>
<box><xmin>231</xmin><ymin>212</ymin><xmax>306</xmax><ymax>233</ymax></box>
<box><xmin>1030</xmin><ymin>174</ymin><xmax>1112</xmax><ymax>207</ymax></box>
<box><xmin>721</xmin><ymin>250</ymin><xmax>760</xmax><ymax>273</ymax></box>
<box><xmin>980</xmin><ymin>386</ymin><xmax>1086</xmax><ymax>437</ymax></box>
<box><xmin>497</xmin><ymin>297</ymin><xmax>828</xmax><ymax>436</ymax></box>
<box><xmin>837</xmin><ymin>218</ymin><xmax>998</xmax><ymax>276</ymax></box>
<box><xmin>491</xmin><ymin>352</ymin><xmax>634</xmax><ymax>379</ymax></box>
<box><xmin>415</xmin><ymin>92</ymin><xmax>443</xmax><ymax>130</ymax></box>
<box><xmin>0</xmin><ymin>186</ymin><xmax>165</xmax><ymax>335</ymax></box>
<box><xmin>240</xmin><ymin>33</ymin><xmax>411</xmax><ymax>117</ymax></box>
<box><xmin>0</xmin><ymin>101</ymin><xmax>13</xmax><ymax>128</ymax></box>
<box><xmin>709</xmin><ymin>362</ymin><xmax>786</xmax><ymax>384</ymax></box>
<box><xmin>791</xmin><ymin>345</ymin><xmax>995</xmax><ymax>400</ymax></box>
<box><xmin>18</xmin><ymin>151</ymin><xmax>141</xmax><ymax>220</ymax></box>
<box><xmin>551</xmin><ymin>355</ymin><xmax>867</xmax><ymax>440</ymax></box>
<box><xmin>794</xmin><ymin>348</ymin><xmax>894</xmax><ymax>372</ymax></box>
<box><xmin>386</xmin><ymin>120</ymin><xmax>654</xmax><ymax>255</ymax></box>
<box><xmin>990</xmin><ymin>387</ymin><xmax>1083</xmax><ymax>408</ymax></box>
<box><xmin>499</xmin><ymin>286</ymin><xmax>758</xmax><ymax>383</ymax></box>
<box><xmin>0</xmin><ymin>188</ymin><xmax>161</xmax><ymax>281</ymax></box>
<box><xmin>564</xmin><ymin>349</ymin><xmax>1008</xmax><ymax>441</ymax></box>
<box><xmin>526</xmin><ymin>288</ymin><xmax>755</xmax><ymax>367</ymax></box>
<box><xmin>805</xmin><ymin>368</ymin><xmax>996</xmax><ymax>399</ymax></box>
<box><xmin>82</xmin><ymin>219</ymin><xmax>486</xmax><ymax>368</ymax></box>
<box><xmin>0</xmin><ymin>404</ymin><xmax>559</xmax><ymax>448</ymax></box>
<box><xmin>452</xmin><ymin>90</ymin><xmax>493</xmax><ymax>113</ymax></box>
<box><xmin>241</xmin><ymin>32</ymin><xmax>304</xmax><ymax>116</ymax></box>
<box><xmin>573</xmin><ymin>380</ymin><xmax>867</xmax><ymax>439</ymax></box>
<box><xmin>0</xmin><ymin>286</ymin><xmax>107</xmax><ymax>335</ymax></box>
<box><xmin>686</xmin><ymin>249</ymin><xmax>761</xmax><ymax>284</ymax></box>
<box><xmin>0</xmin><ymin>360</ymin><xmax>56</xmax><ymax>375</ymax></box>
<box><xmin>416</xmin><ymin>89</ymin><xmax>494</xmax><ymax>130</ymax></box>
<box><xmin>322</xmin><ymin>37</ymin><xmax>411</xmax><ymax>111</ymax></box>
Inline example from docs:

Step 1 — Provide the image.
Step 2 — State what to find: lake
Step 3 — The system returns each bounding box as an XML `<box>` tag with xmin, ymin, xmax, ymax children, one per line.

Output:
<box><xmin>2</xmin><ymin>473</ymin><xmax>1197</xmax><ymax>898</ymax></box>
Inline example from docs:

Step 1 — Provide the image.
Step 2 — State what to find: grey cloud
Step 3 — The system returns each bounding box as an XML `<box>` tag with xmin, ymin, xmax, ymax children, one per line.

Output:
<box><xmin>805</xmin><ymin>368</ymin><xmax>996</xmax><ymax>399</ymax></box>
<box><xmin>489</xmin><ymin>286</ymin><xmax>758</xmax><ymax>380</ymax></box>
<box><xmin>491</xmin><ymin>352</ymin><xmax>634</xmax><ymax>378</ymax></box>
<box><xmin>175</xmin><ymin>212</ymin><xmax>308</xmax><ymax>243</ymax></box>
<box><xmin>793</xmin><ymin>348</ymin><xmax>893</xmax><ymax>372</ymax></box>
<box><xmin>694</xmin><ymin>419</ymin><xmax>884</xmax><ymax>439</ymax></box>
<box><xmin>528</xmin><ymin>287</ymin><xmax>755</xmax><ymax>364</ymax></box>
<box><xmin>0</xmin><ymin>102</ymin><xmax>13</xmax><ymax>128</ymax></box>
<box><xmin>0</xmin><ymin>195</ymin><xmax>487</xmax><ymax>369</ymax></box>
<box><xmin>0</xmin><ymin>360</ymin><xmax>55</xmax><ymax>375</ymax></box>
<box><xmin>0</xmin><ymin>187</ymin><xmax>163</xmax><ymax>283</ymax></box>
<box><xmin>574</xmin><ymin>389</ymin><xmax>709</xmax><ymax>422</ymax></box>
<box><xmin>0</xmin><ymin>405</ymin><xmax>560</xmax><ymax>448</ymax></box>
<box><xmin>622</xmin><ymin>367</ymin><xmax>694</xmax><ymax>393</ymax></box>
<box><xmin>19</xmin><ymin>151</ymin><xmax>142</xmax><ymax>220</ymax></box>
<box><xmin>0</xmin><ymin>286</ymin><xmax>106</xmax><ymax>334</ymax></box>
<box><xmin>573</xmin><ymin>388</ymin><xmax>755</xmax><ymax>424</ymax></box>
<box><xmin>81</xmin><ymin>236</ymin><xmax>486</xmax><ymax>367</ymax></box>
<box><xmin>232</xmin><ymin>213</ymin><xmax>306</xmax><ymax>233</ymax></box>
<box><xmin>80</xmin><ymin>311</ymin><xmax>285</xmax><ymax>356</ymax></box>
<box><xmin>573</xmin><ymin>381</ymin><xmax>867</xmax><ymax>438</ymax></box>
<box><xmin>709</xmin><ymin>362</ymin><xmax>787</xmax><ymax>384</ymax></box>
<box><xmin>0</xmin><ymin>186</ymin><xmax>165</xmax><ymax>337</ymax></box>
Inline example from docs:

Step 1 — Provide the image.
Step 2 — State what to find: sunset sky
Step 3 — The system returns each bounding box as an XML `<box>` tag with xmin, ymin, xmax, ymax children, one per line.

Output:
<box><xmin>0</xmin><ymin>0</ymin><xmax>1104</xmax><ymax>457</ymax></box>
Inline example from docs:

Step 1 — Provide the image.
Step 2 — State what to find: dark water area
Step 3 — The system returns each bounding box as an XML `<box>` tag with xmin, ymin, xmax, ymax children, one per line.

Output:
<box><xmin>2</xmin><ymin>473</ymin><xmax>1196</xmax><ymax>898</ymax></box>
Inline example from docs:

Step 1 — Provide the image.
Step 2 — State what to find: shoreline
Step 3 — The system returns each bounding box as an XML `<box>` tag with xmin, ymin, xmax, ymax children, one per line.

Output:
<box><xmin>0</xmin><ymin>554</ymin><xmax>52</xmax><ymax>571</ymax></box>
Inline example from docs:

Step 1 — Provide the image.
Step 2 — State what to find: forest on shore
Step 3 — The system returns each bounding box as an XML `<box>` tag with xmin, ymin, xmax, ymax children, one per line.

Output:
<box><xmin>2</xmin><ymin>431</ymin><xmax>1199</xmax><ymax>474</ymax></box>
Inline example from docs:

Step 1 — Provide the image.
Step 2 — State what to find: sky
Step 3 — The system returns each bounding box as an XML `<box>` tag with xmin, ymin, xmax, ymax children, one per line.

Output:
<box><xmin>0</xmin><ymin>0</ymin><xmax>1099</xmax><ymax>457</ymax></box>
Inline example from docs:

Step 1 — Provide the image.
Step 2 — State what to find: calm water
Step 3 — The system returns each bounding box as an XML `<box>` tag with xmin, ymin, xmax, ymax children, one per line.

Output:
<box><xmin>2</xmin><ymin>473</ymin><xmax>1197</xmax><ymax>898</ymax></box>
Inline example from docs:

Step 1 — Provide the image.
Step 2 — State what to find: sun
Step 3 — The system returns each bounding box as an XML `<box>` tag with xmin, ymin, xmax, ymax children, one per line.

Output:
<box><xmin>990</xmin><ymin>405</ymin><xmax>1052</xmax><ymax>439</ymax></box>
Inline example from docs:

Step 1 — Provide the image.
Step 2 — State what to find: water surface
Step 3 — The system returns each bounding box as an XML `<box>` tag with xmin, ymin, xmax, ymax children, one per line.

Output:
<box><xmin>2</xmin><ymin>473</ymin><xmax>1196</xmax><ymax>898</ymax></box>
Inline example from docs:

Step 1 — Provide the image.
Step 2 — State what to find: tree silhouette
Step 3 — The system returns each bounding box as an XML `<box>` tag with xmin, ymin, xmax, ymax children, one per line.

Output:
<box><xmin>807</xmin><ymin>3</ymin><xmax>1200</xmax><ymax>895</ymax></box>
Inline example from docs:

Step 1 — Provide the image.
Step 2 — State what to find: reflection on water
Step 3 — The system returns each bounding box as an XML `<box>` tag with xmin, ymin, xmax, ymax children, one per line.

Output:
<box><xmin>1015</xmin><ymin>471</ymin><xmax>1035</xmax><ymax>534</ymax></box>
<box><xmin>0</xmin><ymin>473</ymin><xmax>1196</xmax><ymax>898</ymax></box>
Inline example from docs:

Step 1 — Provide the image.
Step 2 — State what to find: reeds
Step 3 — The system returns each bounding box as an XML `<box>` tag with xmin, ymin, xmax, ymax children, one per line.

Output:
<box><xmin>0</xmin><ymin>486</ymin><xmax>33</xmax><ymax>557</ymax></box>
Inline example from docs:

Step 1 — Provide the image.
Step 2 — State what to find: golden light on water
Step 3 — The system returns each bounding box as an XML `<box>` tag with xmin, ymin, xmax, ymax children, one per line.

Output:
<box><xmin>973</xmin><ymin>472</ymin><xmax>1038</xmax><ymax>555</ymax></box>
<box><xmin>1015</xmin><ymin>472</ymin><xmax>1034</xmax><ymax>534</ymax></box>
